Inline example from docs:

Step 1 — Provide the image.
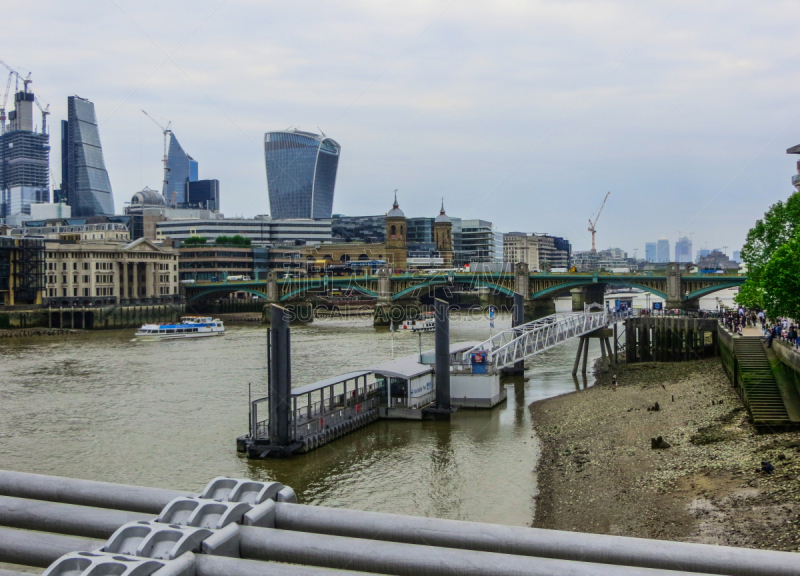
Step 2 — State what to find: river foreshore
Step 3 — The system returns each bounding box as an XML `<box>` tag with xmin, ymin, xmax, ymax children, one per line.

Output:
<box><xmin>531</xmin><ymin>357</ymin><xmax>800</xmax><ymax>551</ymax></box>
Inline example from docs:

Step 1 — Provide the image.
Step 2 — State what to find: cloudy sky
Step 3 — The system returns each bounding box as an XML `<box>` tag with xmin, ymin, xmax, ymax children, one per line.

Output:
<box><xmin>6</xmin><ymin>1</ymin><xmax>800</xmax><ymax>256</ymax></box>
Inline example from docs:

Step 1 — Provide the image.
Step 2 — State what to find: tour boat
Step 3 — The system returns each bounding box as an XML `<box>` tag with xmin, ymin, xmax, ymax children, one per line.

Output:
<box><xmin>401</xmin><ymin>316</ymin><xmax>435</xmax><ymax>333</ymax></box>
<box><xmin>135</xmin><ymin>316</ymin><xmax>225</xmax><ymax>340</ymax></box>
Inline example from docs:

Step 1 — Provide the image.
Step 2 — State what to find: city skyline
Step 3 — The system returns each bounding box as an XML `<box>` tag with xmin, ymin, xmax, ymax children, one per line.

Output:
<box><xmin>4</xmin><ymin>2</ymin><xmax>798</xmax><ymax>255</ymax></box>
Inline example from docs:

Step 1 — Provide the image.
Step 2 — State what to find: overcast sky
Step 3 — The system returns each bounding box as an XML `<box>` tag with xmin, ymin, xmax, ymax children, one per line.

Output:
<box><xmin>6</xmin><ymin>1</ymin><xmax>800</xmax><ymax>256</ymax></box>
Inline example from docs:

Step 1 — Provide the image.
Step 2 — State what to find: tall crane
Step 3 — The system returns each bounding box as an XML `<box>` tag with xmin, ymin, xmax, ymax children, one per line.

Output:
<box><xmin>1</xmin><ymin>71</ymin><xmax>12</xmax><ymax>134</ymax></box>
<box><xmin>141</xmin><ymin>110</ymin><xmax>172</xmax><ymax>197</ymax></box>
<box><xmin>588</xmin><ymin>191</ymin><xmax>610</xmax><ymax>254</ymax></box>
<box><xmin>0</xmin><ymin>61</ymin><xmax>47</xmax><ymax>134</ymax></box>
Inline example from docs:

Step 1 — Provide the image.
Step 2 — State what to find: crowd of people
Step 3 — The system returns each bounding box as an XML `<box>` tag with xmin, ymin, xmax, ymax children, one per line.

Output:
<box><xmin>720</xmin><ymin>307</ymin><xmax>800</xmax><ymax>348</ymax></box>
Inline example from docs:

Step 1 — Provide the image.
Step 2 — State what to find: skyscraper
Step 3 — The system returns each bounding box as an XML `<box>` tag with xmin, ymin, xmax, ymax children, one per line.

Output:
<box><xmin>645</xmin><ymin>242</ymin><xmax>657</xmax><ymax>262</ymax></box>
<box><xmin>0</xmin><ymin>89</ymin><xmax>50</xmax><ymax>220</ymax></box>
<box><xmin>656</xmin><ymin>237</ymin><xmax>670</xmax><ymax>263</ymax></box>
<box><xmin>675</xmin><ymin>236</ymin><xmax>692</xmax><ymax>263</ymax></box>
<box><xmin>163</xmin><ymin>132</ymin><xmax>197</xmax><ymax>206</ymax></box>
<box><xmin>62</xmin><ymin>96</ymin><xmax>114</xmax><ymax>216</ymax></box>
<box><xmin>264</xmin><ymin>130</ymin><xmax>340</xmax><ymax>219</ymax></box>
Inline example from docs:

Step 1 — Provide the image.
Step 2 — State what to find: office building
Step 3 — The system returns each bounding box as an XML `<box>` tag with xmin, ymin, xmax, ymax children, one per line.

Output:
<box><xmin>186</xmin><ymin>179</ymin><xmax>219</xmax><ymax>212</ymax></box>
<box><xmin>264</xmin><ymin>130</ymin><xmax>340</xmax><ymax>219</ymax></box>
<box><xmin>0</xmin><ymin>88</ymin><xmax>50</xmax><ymax>222</ymax></box>
<box><xmin>0</xmin><ymin>236</ymin><xmax>45</xmax><ymax>305</ymax></box>
<box><xmin>697</xmin><ymin>250</ymin><xmax>737</xmax><ymax>270</ymax></box>
<box><xmin>163</xmin><ymin>132</ymin><xmax>198</xmax><ymax>205</ymax></box>
<box><xmin>179</xmin><ymin>244</ymin><xmax>269</xmax><ymax>281</ymax></box>
<box><xmin>733</xmin><ymin>250</ymin><xmax>741</xmax><ymax>263</ymax></box>
<box><xmin>331</xmin><ymin>214</ymin><xmax>386</xmax><ymax>243</ymax></box>
<box><xmin>503</xmin><ymin>233</ymin><xmax>571</xmax><ymax>270</ymax></box>
<box><xmin>43</xmin><ymin>237</ymin><xmax>179</xmax><ymax>306</ymax></box>
<box><xmin>156</xmin><ymin>216</ymin><xmax>332</xmax><ymax>246</ymax></box>
<box><xmin>656</xmin><ymin>237</ymin><xmax>670</xmax><ymax>263</ymax></box>
<box><xmin>696</xmin><ymin>248</ymin><xmax>711</xmax><ymax>263</ymax></box>
<box><xmin>62</xmin><ymin>96</ymin><xmax>115</xmax><ymax>217</ymax></box>
<box><xmin>645</xmin><ymin>242</ymin><xmax>657</xmax><ymax>263</ymax></box>
<box><xmin>407</xmin><ymin>217</ymin><xmax>434</xmax><ymax>244</ymax></box>
<box><xmin>460</xmin><ymin>219</ymin><xmax>496</xmax><ymax>264</ymax></box>
<box><xmin>7</xmin><ymin>218</ymin><xmax>130</xmax><ymax>242</ymax></box>
<box><xmin>675</xmin><ymin>236</ymin><xmax>692</xmax><ymax>263</ymax></box>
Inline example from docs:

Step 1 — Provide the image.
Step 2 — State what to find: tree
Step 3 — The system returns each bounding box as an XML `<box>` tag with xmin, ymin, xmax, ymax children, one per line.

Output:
<box><xmin>215</xmin><ymin>235</ymin><xmax>251</xmax><ymax>247</ymax></box>
<box><xmin>735</xmin><ymin>191</ymin><xmax>800</xmax><ymax>310</ymax></box>
<box><xmin>761</xmin><ymin>232</ymin><xmax>800</xmax><ymax>320</ymax></box>
<box><xmin>182</xmin><ymin>236</ymin><xmax>207</xmax><ymax>246</ymax></box>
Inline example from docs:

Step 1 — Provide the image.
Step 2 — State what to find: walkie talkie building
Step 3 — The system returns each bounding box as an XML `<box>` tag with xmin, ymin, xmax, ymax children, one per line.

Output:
<box><xmin>264</xmin><ymin>130</ymin><xmax>340</xmax><ymax>220</ymax></box>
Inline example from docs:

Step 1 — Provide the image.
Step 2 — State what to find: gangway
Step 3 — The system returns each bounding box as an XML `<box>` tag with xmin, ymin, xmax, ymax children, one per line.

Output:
<box><xmin>461</xmin><ymin>306</ymin><xmax>627</xmax><ymax>370</ymax></box>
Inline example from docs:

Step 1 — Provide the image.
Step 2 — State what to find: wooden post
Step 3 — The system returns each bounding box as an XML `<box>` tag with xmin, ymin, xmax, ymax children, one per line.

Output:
<box><xmin>581</xmin><ymin>336</ymin><xmax>590</xmax><ymax>375</ymax></box>
<box><xmin>572</xmin><ymin>336</ymin><xmax>584</xmax><ymax>376</ymax></box>
<box><xmin>613</xmin><ymin>323</ymin><xmax>618</xmax><ymax>365</ymax></box>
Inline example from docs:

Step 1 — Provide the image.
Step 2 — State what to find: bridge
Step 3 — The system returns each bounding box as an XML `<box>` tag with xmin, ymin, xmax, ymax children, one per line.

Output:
<box><xmin>184</xmin><ymin>263</ymin><xmax>745</xmax><ymax>324</ymax></box>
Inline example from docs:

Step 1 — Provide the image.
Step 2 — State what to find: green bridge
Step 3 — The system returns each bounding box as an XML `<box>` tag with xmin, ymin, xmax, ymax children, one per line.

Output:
<box><xmin>184</xmin><ymin>263</ymin><xmax>745</xmax><ymax>324</ymax></box>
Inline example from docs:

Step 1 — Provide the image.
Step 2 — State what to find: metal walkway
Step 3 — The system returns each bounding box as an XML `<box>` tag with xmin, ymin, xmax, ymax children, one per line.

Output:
<box><xmin>461</xmin><ymin>308</ymin><xmax>621</xmax><ymax>369</ymax></box>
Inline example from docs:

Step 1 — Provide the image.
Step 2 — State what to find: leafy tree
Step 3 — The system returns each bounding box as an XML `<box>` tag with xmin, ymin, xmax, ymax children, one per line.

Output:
<box><xmin>735</xmin><ymin>192</ymin><xmax>800</xmax><ymax>310</ymax></box>
<box><xmin>182</xmin><ymin>236</ymin><xmax>207</xmax><ymax>246</ymax></box>
<box><xmin>761</xmin><ymin>232</ymin><xmax>800</xmax><ymax>320</ymax></box>
<box><xmin>214</xmin><ymin>235</ymin><xmax>251</xmax><ymax>247</ymax></box>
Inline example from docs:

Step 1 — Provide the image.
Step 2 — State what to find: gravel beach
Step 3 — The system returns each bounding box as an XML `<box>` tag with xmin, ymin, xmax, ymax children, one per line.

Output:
<box><xmin>531</xmin><ymin>357</ymin><xmax>800</xmax><ymax>551</ymax></box>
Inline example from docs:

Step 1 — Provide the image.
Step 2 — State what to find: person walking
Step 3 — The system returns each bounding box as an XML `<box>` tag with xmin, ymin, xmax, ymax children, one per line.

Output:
<box><xmin>612</xmin><ymin>374</ymin><xmax>617</xmax><ymax>392</ymax></box>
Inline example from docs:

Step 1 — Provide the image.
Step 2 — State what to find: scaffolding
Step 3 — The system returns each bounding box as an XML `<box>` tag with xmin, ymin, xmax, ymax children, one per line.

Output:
<box><xmin>0</xmin><ymin>236</ymin><xmax>44</xmax><ymax>305</ymax></box>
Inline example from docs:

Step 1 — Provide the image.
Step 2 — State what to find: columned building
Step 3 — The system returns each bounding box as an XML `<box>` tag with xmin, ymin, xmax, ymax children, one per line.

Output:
<box><xmin>43</xmin><ymin>237</ymin><xmax>179</xmax><ymax>306</ymax></box>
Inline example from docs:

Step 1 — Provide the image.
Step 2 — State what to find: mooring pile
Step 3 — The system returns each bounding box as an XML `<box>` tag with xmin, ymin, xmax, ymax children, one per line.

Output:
<box><xmin>0</xmin><ymin>469</ymin><xmax>797</xmax><ymax>576</ymax></box>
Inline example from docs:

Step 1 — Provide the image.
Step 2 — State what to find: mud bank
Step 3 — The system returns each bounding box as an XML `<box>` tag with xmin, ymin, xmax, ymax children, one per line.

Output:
<box><xmin>531</xmin><ymin>358</ymin><xmax>800</xmax><ymax>551</ymax></box>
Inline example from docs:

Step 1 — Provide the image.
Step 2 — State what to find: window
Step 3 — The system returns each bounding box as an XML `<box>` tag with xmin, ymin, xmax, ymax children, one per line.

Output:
<box><xmin>73</xmin><ymin>263</ymin><xmax>77</xmax><ymax>270</ymax></box>
<box><xmin>83</xmin><ymin>288</ymin><xmax>89</xmax><ymax>296</ymax></box>
<box><xmin>62</xmin><ymin>288</ymin><xmax>67</xmax><ymax>297</ymax></box>
<box><xmin>62</xmin><ymin>263</ymin><xmax>67</xmax><ymax>270</ymax></box>
<box><xmin>73</xmin><ymin>276</ymin><xmax>77</xmax><ymax>284</ymax></box>
<box><xmin>73</xmin><ymin>288</ymin><xmax>77</xmax><ymax>296</ymax></box>
<box><xmin>62</xmin><ymin>275</ymin><xmax>67</xmax><ymax>284</ymax></box>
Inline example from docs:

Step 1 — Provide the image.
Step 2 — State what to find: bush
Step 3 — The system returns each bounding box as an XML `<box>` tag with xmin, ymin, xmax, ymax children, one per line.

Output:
<box><xmin>183</xmin><ymin>236</ymin><xmax>207</xmax><ymax>246</ymax></box>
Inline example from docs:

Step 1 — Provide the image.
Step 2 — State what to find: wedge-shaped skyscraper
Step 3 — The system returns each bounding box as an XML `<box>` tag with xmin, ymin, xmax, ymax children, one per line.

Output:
<box><xmin>264</xmin><ymin>130</ymin><xmax>340</xmax><ymax>219</ymax></box>
<box><xmin>62</xmin><ymin>96</ymin><xmax>115</xmax><ymax>216</ymax></box>
<box><xmin>163</xmin><ymin>132</ymin><xmax>198</xmax><ymax>205</ymax></box>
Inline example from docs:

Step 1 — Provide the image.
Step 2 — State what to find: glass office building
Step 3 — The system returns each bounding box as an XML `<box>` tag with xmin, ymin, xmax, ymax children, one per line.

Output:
<box><xmin>163</xmin><ymin>133</ymin><xmax>197</xmax><ymax>205</ymax></box>
<box><xmin>264</xmin><ymin>130</ymin><xmax>341</xmax><ymax>219</ymax></box>
<box><xmin>62</xmin><ymin>96</ymin><xmax>115</xmax><ymax>217</ymax></box>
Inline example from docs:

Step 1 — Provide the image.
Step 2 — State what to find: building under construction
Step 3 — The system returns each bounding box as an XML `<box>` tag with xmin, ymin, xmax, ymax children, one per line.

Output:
<box><xmin>0</xmin><ymin>236</ymin><xmax>44</xmax><ymax>306</ymax></box>
<box><xmin>0</xmin><ymin>84</ymin><xmax>50</xmax><ymax>221</ymax></box>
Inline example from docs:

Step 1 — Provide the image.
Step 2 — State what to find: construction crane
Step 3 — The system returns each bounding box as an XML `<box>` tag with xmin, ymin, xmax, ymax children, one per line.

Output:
<box><xmin>141</xmin><ymin>109</ymin><xmax>172</xmax><ymax>197</ymax></box>
<box><xmin>588</xmin><ymin>191</ymin><xmax>610</xmax><ymax>254</ymax></box>
<box><xmin>1</xmin><ymin>71</ymin><xmax>12</xmax><ymax>134</ymax></box>
<box><xmin>0</xmin><ymin>61</ymin><xmax>48</xmax><ymax>134</ymax></box>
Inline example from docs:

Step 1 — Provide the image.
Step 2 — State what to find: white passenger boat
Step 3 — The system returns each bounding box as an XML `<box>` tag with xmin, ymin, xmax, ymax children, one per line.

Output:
<box><xmin>135</xmin><ymin>316</ymin><xmax>225</xmax><ymax>340</ymax></box>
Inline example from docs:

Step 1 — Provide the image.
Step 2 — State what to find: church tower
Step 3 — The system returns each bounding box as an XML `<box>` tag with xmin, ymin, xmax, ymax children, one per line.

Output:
<box><xmin>434</xmin><ymin>199</ymin><xmax>453</xmax><ymax>267</ymax></box>
<box><xmin>386</xmin><ymin>190</ymin><xmax>406</xmax><ymax>250</ymax></box>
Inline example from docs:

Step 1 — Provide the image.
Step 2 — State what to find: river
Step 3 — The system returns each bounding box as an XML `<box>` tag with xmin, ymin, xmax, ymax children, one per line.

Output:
<box><xmin>0</xmin><ymin>290</ymin><xmax>735</xmax><ymax>526</ymax></box>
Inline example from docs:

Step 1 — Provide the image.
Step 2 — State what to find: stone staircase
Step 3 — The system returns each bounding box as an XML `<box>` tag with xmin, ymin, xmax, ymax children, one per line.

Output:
<box><xmin>733</xmin><ymin>337</ymin><xmax>790</xmax><ymax>426</ymax></box>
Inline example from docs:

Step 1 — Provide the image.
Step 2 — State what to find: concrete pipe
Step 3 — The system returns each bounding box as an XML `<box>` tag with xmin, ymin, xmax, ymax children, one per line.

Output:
<box><xmin>272</xmin><ymin>503</ymin><xmax>800</xmax><ymax>576</ymax></box>
<box><xmin>0</xmin><ymin>526</ymin><xmax>383</xmax><ymax>576</ymax></box>
<box><xmin>0</xmin><ymin>495</ymin><xmax>151</xmax><ymax>539</ymax></box>
<box><xmin>237</xmin><ymin>525</ymin><xmax>718</xmax><ymax>576</ymax></box>
<box><xmin>0</xmin><ymin>470</ymin><xmax>191</xmax><ymax>515</ymax></box>
<box><xmin>0</xmin><ymin>526</ymin><xmax>104</xmax><ymax>568</ymax></box>
<box><xmin>194</xmin><ymin>555</ymin><xmax>383</xmax><ymax>576</ymax></box>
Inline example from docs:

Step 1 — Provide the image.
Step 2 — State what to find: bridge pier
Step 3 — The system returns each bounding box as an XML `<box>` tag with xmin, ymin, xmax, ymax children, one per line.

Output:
<box><xmin>262</xmin><ymin>301</ymin><xmax>314</xmax><ymax>324</ymax></box>
<box><xmin>524</xmin><ymin>299</ymin><xmax>555</xmax><ymax>321</ymax></box>
<box><xmin>571</xmin><ymin>285</ymin><xmax>605</xmax><ymax>312</ymax></box>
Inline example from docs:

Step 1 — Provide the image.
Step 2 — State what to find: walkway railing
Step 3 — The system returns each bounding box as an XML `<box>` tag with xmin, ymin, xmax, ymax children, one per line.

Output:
<box><xmin>462</xmin><ymin>309</ymin><xmax>632</xmax><ymax>370</ymax></box>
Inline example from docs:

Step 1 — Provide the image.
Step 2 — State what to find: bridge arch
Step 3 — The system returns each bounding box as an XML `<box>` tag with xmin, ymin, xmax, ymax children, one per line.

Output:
<box><xmin>186</xmin><ymin>287</ymin><xmax>268</xmax><ymax>303</ymax></box>
<box><xmin>280</xmin><ymin>282</ymin><xmax>378</xmax><ymax>302</ymax></box>
<box><xmin>685</xmin><ymin>282</ymin><xmax>743</xmax><ymax>301</ymax></box>
<box><xmin>530</xmin><ymin>279</ymin><xmax>668</xmax><ymax>301</ymax></box>
<box><xmin>392</xmin><ymin>279</ymin><xmax>515</xmax><ymax>300</ymax></box>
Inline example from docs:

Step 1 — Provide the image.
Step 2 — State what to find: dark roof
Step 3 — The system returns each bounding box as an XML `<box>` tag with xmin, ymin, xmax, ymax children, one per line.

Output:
<box><xmin>787</xmin><ymin>144</ymin><xmax>800</xmax><ymax>154</ymax></box>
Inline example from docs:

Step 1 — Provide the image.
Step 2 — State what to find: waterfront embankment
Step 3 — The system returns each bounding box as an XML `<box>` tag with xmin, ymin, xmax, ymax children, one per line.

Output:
<box><xmin>531</xmin><ymin>358</ymin><xmax>800</xmax><ymax>551</ymax></box>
